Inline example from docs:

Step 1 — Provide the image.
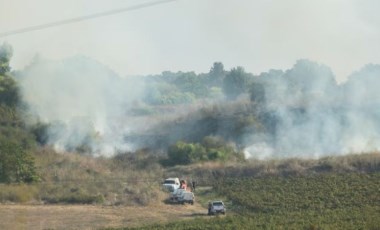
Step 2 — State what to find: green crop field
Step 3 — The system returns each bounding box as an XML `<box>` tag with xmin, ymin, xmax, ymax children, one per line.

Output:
<box><xmin>119</xmin><ymin>172</ymin><xmax>380</xmax><ymax>230</ymax></box>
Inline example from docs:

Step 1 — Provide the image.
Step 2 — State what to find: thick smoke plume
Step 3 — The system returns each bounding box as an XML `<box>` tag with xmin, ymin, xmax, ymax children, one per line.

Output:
<box><xmin>244</xmin><ymin>60</ymin><xmax>380</xmax><ymax>159</ymax></box>
<box><xmin>18</xmin><ymin>56</ymin><xmax>380</xmax><ymax>159</ymax></box>
<box><xmin>19</xmin><ymin>56</ymin><xmax>145</xmax><ymax>155</ymax></box>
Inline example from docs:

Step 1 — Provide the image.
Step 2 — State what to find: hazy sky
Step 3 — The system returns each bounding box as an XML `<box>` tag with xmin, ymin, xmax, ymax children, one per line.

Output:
<box><xmin>0</xmin><ymin>0</ymin><xmax>379</xmax><ymax>82</ymax></box>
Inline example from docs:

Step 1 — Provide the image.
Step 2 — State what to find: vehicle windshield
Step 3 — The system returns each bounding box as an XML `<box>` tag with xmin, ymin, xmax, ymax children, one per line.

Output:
<box><xmin>212</xmin><ymin>202</ymin><xmax>224</xmax><ymax>206</ymax></box>
<box><xmin>164</xmin><ymin>180</ymin><xmax>175</xmax><ymax>184</ymax></box>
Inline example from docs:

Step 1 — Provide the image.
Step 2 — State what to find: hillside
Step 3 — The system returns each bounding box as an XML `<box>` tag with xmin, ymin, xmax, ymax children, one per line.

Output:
<box><xmin>9</xmin><ymin>52</ymin><xmax>380</xmax><ymax>160</ymax></box>
<box><xmin>1</xmin><ymin>152</ymin><xmax>379</xmax><ymax>229</ymax></box>
<box><xmin>1</xmin><ymin>42</ymin><xmax>380</xmax><ymax>229</ymax></box>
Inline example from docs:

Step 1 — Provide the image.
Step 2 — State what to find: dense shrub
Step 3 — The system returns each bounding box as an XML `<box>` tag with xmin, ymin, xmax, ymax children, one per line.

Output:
<box><xmin>0</xmin><ymin>141</ymin><xmax>39</xmax><ymax>183</ymax></box>
<box><xmin>166</xmin><ymin>138</ymin><xmax>244</xmax><ymax>166</ymax></box>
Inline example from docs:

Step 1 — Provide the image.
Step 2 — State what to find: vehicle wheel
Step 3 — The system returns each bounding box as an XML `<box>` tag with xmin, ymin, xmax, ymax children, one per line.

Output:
<box><xmin>222</xmin><ymin>212</ymin><xmax>225</xmax><ymax>215</ymax></box>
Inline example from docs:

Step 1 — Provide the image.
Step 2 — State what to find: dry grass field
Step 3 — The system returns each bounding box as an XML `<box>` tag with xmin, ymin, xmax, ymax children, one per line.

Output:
<box><xmin>1</xmin><ymin>153</ymin><xmax>379</xmax><ymax>229</ymax></box>
<box><xmin>0</xmin><ymin>203</ymin><xmax>207</xmax><ymax>230</ymax></box>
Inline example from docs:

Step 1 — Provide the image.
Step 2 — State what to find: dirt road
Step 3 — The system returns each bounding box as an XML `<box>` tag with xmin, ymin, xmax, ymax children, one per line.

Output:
<box><xmin>0</xmin><ymin>203</ymin><xmax>207</xmax><ymax>230</ymax></box>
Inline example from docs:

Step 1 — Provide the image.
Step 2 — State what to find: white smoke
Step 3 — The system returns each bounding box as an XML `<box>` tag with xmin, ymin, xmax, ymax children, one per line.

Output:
<box><xmin>19</xmin><ymin>55</ymin><xmax>144</xmax><ymax>155</ymax></box>
<box><xmin>18</xmin><ymin>55</ymin><xmax>380</xmax><ymax>159</ymax></box>
<box><xmin>244</xmin><ymin>61</ymin><xmax>380</xmax><ymax>159</ymax></box>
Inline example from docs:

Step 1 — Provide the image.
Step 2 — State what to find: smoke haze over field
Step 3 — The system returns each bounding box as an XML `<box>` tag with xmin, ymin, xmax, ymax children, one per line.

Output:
<box><xmin>17</xmin><ymin>55</ymin><xmax>380</xmax><ymax>159</ymax></box>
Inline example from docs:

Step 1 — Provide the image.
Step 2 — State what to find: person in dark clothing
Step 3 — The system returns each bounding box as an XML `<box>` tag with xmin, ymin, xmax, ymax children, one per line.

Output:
<box><xmin>192</xmin><ymin>181</ymin><xmax>196</xmax><ymax>192</ymax></box>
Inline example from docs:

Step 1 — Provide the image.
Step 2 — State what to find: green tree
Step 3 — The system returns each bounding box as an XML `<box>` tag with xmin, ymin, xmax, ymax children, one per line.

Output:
<box><xmin>249</xmin><ymin>82</ymin><xmax>266</xmax><ymax>104</ymax></box>
<box><xmin>284</xmin><ymin>59</ymin><xmax>337</xmax><ymax>95</ymax></box>
<box><xmin>174</xmin><ymin>72</ymin><xmax>208</xmax><ymax>97</ymax></box>
<box><xmin>0</xmin><ymin>141</ymin><xmax>39</xmax><ymax>183</ymax></box>
<box><xmin>167</xmin><ymin>141</ymin><xmax>207</xmax><ymax>165</ymax></box>
<box><xmin>207</xmin><ymin>62</ymin><xmax>226</xmax><ymax>87</ymax></box>
<box><xmin>0</xmin><ymin>74</ymin><xmax>19</xmax><ymax>106</ymax></box>
<box><xmin>0</xmin><ymin>42</ymin><xmax>13</xmax><ymax>75</ymax></box>
<box><xmin>0</xmin><ymin>43</ymin><xmax>19</xmax><ymax>107</ymax></box>
<box><xmin>223</xmin><ymin>66</ymin><xmax>248</xmax><ymax>100</ymax></box>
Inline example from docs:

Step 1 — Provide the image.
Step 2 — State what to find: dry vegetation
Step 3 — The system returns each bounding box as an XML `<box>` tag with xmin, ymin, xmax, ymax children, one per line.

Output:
<box><xmin>1</xmin><ymin>149</ymin><xmax>379</xmax><ymax>229</ymax></box>
<box><xmin>1</xmin><ymin>149</ymin><xmax>379</xmax><ymax>205</ymax></box>
<box><xmin>0</xmin><ymin>203</ymin><xmax>207</xmax><ymax>230</ymax></box>
<box><xmin>1</xmin><ymin>147</ymin><xmax>167</xmax><ymax>206</ymax></box>
<box><xmin>168</xmin><ymin>152</ymin><xmax>380</xmax><ymax>185</ymax></box>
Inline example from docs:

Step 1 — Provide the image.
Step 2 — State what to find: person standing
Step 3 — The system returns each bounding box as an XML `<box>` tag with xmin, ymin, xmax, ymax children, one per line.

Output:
<box><xmin>180</xmin><ymin>179</ymin><xmax>187</xmax><ymax>190</ymax></box>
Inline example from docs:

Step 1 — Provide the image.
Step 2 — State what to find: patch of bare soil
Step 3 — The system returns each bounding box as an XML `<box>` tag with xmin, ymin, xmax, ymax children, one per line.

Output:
<box><xmin>0</xmin><ymin>202</ymin><xmax>207</xmax><ymax>230</ymax></box>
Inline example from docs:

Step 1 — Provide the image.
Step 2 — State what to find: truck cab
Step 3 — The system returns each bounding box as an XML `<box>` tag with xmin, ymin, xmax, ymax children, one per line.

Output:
<box><xmin>162</xmin><ymin>177</ymin><xmax>180</xmax><ymax>192</ymax></box>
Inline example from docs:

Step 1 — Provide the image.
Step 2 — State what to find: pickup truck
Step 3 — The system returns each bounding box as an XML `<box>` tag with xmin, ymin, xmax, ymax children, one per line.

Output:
<box><xmin>208</xmin><ymin>201</ymin><xmax>226</xmax><ymax>215</ymax></box>
<box><xmin>178</xmin><ymin>191</ymin><xmax>194</xmax><ymax>205</ymax></box>
<box><xmin>162</xmin><ymin>177</ymin><xmax>180</xmax><ymax>192</ymax></box>
<box><xmin>170</xmin><ymin>188</ymin><xmax>186</xmax><ymax>202</ymax></box>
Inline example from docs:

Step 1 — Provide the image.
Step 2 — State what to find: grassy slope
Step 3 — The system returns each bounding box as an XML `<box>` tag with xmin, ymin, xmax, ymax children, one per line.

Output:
<box><xmin>0</xmin><ymin>148</ymin><xmax>167</xmax><ymax>205</ymax></box>
<box><xmin>1</xmin><ymin>151</ymin><xmax>380</xmax><ymax>229</ymax></box>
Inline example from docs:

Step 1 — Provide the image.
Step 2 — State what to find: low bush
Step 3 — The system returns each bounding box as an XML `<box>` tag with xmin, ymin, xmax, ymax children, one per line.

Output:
<box><xmin>0</xmin><ymin>184</ymin><xmax>39</xmax><ymax>203</ymax></box>
<box><xmin>165</xmin><ymin>137</ymin><xmax>244</xmax><ymax>166</ymax></box>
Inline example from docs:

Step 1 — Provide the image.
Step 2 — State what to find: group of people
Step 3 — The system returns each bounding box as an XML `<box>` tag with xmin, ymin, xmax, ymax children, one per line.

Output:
<box><xmin>180</xmin><ymin>180</ymin><xmax>196</xmax><ymax>192</ymax></box>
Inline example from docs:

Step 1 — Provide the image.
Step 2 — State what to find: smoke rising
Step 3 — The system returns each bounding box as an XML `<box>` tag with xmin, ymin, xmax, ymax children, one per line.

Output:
<box><xmin>244</xmin><ymin>60</ymin><xmax>380</xmax><ymax>159</ymax></box>
<box><xmin>18</xmin><ymin>56</ymin><xmax>380</xmax><ymax>159</ymax></box>
<box><xmin>19</xmin><ymin>55</ymin><xmax>145</xmax><ymax>155</ymax></box>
